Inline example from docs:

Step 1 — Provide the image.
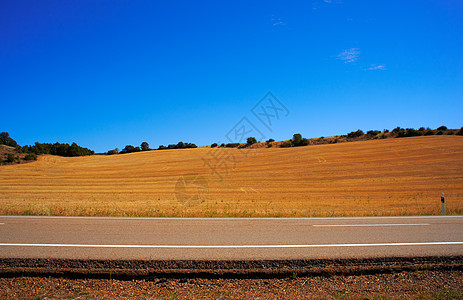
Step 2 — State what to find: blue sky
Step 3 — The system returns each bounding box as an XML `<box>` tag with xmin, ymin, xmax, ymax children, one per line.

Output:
<box><xmin>1</xmin><ymin>0</ymin><xmax>462</xmax><ymax>152</ymax></box>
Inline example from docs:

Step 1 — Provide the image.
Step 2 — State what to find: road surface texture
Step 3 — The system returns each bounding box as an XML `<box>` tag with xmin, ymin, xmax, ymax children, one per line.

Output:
<box><xmin>0</xmin><ymin>215</ymin><xmax>462</xmax><ymax>260</ymax></box>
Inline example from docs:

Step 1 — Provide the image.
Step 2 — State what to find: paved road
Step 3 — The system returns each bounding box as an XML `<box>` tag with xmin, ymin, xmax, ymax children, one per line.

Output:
<box><xmin>0</xmin><ymin>216</ymin><xmax>462</xmax><ymax>260</ymax></box>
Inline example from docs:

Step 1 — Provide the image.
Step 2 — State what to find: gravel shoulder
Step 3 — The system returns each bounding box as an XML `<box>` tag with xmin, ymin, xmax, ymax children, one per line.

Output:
<box><xmin>1</xmin><ymin>256</ymin><xmax>462</xmax><ymax>299</ymax></box>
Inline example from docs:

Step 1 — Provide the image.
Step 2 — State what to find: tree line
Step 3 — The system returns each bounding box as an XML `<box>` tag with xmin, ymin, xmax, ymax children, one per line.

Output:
<box><xmin>1</xmin><ymin>132</ymin><xmax>94</xmax><ymax>160</ymax></box>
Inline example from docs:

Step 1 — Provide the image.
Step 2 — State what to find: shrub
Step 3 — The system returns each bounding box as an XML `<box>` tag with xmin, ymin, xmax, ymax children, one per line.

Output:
<box><xmin>418</xmin><ymin>127</ymin><xmax>426</xmax><ymax>131</ymax></box>
<box><xmin>447</xmin><ymin>131</ymin><xmax>455</xmax><ymax>135</ymax></box>
<box><xmin>404</xmin><ymin>128</ymin><xmax>423</xmax><ymax>137</ymax></box>
<box><xmin>141</xmin><ymin>142</ymin><xmax>150</xmax><ymax>151</ymax></box>
<box><xmin>158</xmin><ymin>142</ymin><xmax>197</xmax><ymax>150</ymax></box>
<box><xmin>279</xmin><ymin>141</ymin><xmax>292</xmax><ymax>148</ymax></box>
<box><xmin>436</xmin><ymin>130</ymin><xmax>444</xmax><ymax>135</ymax></box>
<box><xmin>24</xmin><ymin>153</ymin><xmax>37</xmax><ymax>161</ymax></box>
<box><xmin>383</xmin><ymin>129</ymin><xmax>389</xmax><ymax>133</ymax></box>
<box><xmin>437</xmin><ymin>126</ymin><xmax>447</xmax><ymax>131</ymax></box>
<box><xmin>333</xmin><ymin>138</ymin><xmax>338</xmax><ymax>143</ymax></box>
<box><xmin>211</xmin><ymin>143</ymin><xmax>218</xmax><ymax>148</ymax></box>
<box><xmin>457</xmin><ymin>127</ymin><xmax>463</xmax><ymax>136</ymax></box>
<box><xmin>392</xmin><ymin>127</ymin><xmax>403</xmax><ymax>134</ymax></box>
<box><xmin>0</xmin><ymin>132</ymin><xmax>18</xmax><ymax>147</ymax></box>
<box><xmin>424</xmin><ymin>130</ymin><xmax>435</xmax><ymax>136</ymax></box>
<box><xmin>347</xmin><ymin>129</ymin><xmax>364</xmax><ymax>139</ymax></box>
<box><xmin>292</xmin><ymin>133</ymin><xmax>309</xmax><ymax>147</ymax></box>
<box><xmin>225</xmin><ymin>143</ymin><xmax>240</xmax><ymax>148</ymax></box>
<box><xmin>246</xmin><ymin>137</ymin><xmax>257</xmax><ymax>145</ymax></box>
<box><xmin>381</xmin><ymin>134</ymin><xmax>387</xmax><ymax>139</ymax></box>
<box><xmin>266</xmin><ymin>139</ymin><xmax>275</xmax><ymax>143</ymax></box>
<box><xmin>106</xmin><ymin>149</ymin><xmax>118</xmax><ymax>155</ymax></box>
<box><xmin>120</xmin><ymin>145</ymin><xmax>140</xmax><ymax>154</ymax></box>
<box><xmin>367</xmin><ymin>130</ymin><xmax>381</xmax><ymax>136</ymax></box>
<box><xmin>6</xmin><ymin>154</ymin><xmax>15</xmax><ymax>163</ymax></box>
<box><xmin>267</xmin><ymin>143</ymin><xmax>273</xmax><ymax>148</ymax></box>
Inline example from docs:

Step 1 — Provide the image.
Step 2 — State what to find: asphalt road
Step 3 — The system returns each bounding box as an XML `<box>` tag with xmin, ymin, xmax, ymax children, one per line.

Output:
<box><xmin>0</xmin><ymin>216</ymin><xmax>462</xmax><ymax>260</ymax></box>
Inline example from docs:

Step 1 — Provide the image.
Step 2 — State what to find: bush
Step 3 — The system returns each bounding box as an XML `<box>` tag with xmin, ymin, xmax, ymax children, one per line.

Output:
<box><xmin>457</xmin><ymin>127</ymin><xmax>463</xmax><ymax>136</ymax></box>
<box><xmin>211</xmin><ymin>143</ymin><xmax>218</xmax><ymax>148</ymax></box>
<box><xmin>280</xmin><ymin>141</ymin><xmax>292</xmax><ymax>148</ymax></box>
<box><xmin>418</xmin><ymin>127</ymin><xmax>426</xmax><ymax>131</ymax></box>
<box><xmin>106</xmin><ymin>149</ymin><xmax>118</xmax><ymax>155</ymax></box>
<box><xmin>225</xmin><ymin>143</ymin><xmax>240</xmax><ymax>148</ymax></box>
<box><xmin>158</xmin><ymin>142</ymin><xmax>197</xmax><ymax>150</ymax></box>
<box><xmin>436</xmin><ymin>130</ymin><xmax>444</xmax><ymax>135</ymax></box>
<box><xmin>383</xmin><ymin>129</ymin><xmax>389</xmax><ymax>133</ymax></box>
<box><xmin>437</xmin><ymin>126</ymin><xmax>447</xmax><ymax>131</ymax></box>
<box><xmin>292</xmin><ymin>133</ymin><xmax>309</xmax><ymax>147</ymax></box>
<box><xmin>381</xmin><ymin>134</ymin><xmax>387</xmax><ymax>139</ymax></box>
<box><xmin>141</xmin><ymin>142</ymin><xmax>150</xmax><ymax>151</ymax></box>
<box><xmin>367</xmin><ymin>130</ymin><xmax>381</xmax><ymax>136</ymax></box>
<box><xmin>0</xmin><ymin>132</ymin><xmax>18</xmax><ymax>147</ymax></box>
<box><xmin>392</xmin><ymin>127</ymin><xmax>403</xmax><ymax>134</ymax></box>
<box><xmin>267</xmin><ymin>143</ymin><xmax>273</xmax><ymax>148</ymax></box>
<box><xmin>266</xmin><ymin>139</ymin><xmax>275</xmax><ymax>143</ymax></box>
<box><xmin>120</xmin><ymin>145</ymin><xmax>140</xmax><ymax>154</ymax></box>
<box><xmin>347</xmin><ymin>129</ymin><xmax>364</xmax><ymax>139</ymax></box>
<box><xmin>23</xmin><ymin>142</ymin><xmax>94</xmax><ymax>157</ymax></box>
<box><xmin>246</xmin><ymin>137</ymin><xmax>257</xmax><ymax>145</ymax></box>
<box><xmin>24</xmin><ymin>153</ymin><xmax>37</xmax><ymax>161</ymax></box>
<box><xmin>6</xmin><ymin>153</ymin><xmax>15</xmax><ymax>163</ymax></box>
<box><xmin>424</xmin><ymin>130</ymin><xmax>435</xmax><ymax>136</ymax></box>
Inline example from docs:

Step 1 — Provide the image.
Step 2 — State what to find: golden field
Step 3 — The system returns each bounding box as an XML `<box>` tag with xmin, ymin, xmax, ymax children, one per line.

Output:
<box><xmin>0</xmin><ymin>135</ymin><xmax>462</xmax><ymax>217</ymax></box>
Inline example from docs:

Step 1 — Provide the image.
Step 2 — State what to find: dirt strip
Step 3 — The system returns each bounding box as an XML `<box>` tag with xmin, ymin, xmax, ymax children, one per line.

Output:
<box><xmin>1</xmin><ymin>257</ymin><xmax>462</xmax><ymax>299</ymax></box>
<box><xmin>1</xmin><ymin>256</ymin><xmax>462</xmax><ymax>280</ymax></box>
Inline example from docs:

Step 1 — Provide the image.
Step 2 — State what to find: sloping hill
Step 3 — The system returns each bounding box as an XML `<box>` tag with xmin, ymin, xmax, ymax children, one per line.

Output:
<box><xmin>0</xmin><ymin>136</ymin><xmax>462</xmax><ymax>217</ymax></box>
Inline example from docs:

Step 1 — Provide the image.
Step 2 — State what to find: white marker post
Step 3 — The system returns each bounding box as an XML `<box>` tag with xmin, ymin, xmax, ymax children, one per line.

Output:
<box><xmin>441</xmin><ymin>193</ymin><xmax>445</xmax><ymax>215</ymax></box>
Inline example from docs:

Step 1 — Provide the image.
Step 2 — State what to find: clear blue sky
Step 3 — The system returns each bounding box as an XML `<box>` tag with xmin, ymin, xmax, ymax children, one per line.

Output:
<box><xmin>1</xmin><ymin>0</ymin><xmax>462</xmax><ymax>152</ymax></box>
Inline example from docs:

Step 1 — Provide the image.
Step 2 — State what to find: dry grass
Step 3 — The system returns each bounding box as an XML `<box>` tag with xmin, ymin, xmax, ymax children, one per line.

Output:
<box><xmin>0</xmin><ymin>136</ymin><xmax>462</xmax><ymax>217</ymax></box>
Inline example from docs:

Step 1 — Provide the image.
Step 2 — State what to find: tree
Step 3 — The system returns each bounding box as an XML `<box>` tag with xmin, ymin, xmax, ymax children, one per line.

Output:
<box><xmin>24</xmin><ymin>153</ymin><xmax>37</xmax><ymax>161</ymax></box>
<box><xmin>141</xmin><ymin>142</ymin><xmax>150</xmax><ymax>151</ymax></box>
<box><xmin>211</xmin><ymin>143</ymin><xmax>218</xmax><ymax>148</ymax></box>
<box><xmin>347</xmin><ymin>130</ymin><xmax>364</xmax><ymax>139</ymax></box>
<box><xmin>6</xmin><ymin>154</ymin><xmax>15</xmax><ymax>163</ymax></box>
<box><xmin>437</xmin><ymin>126</ymin><xmax>447</xmax><ymax>131</ymax></box>
<box><xmin>291</xmin><ymin>133</ymin><xmax>309</xmax><ymax>147</ymax></box>
<box><xmin>0</xmin><ymin>132</ymin><xmax>18</xmax><ymax>147</ymax></box>
<box><xmin>457</xmin><ymin>127</ymin><xmax>463</xmax><ymax>136</ymax></box>
<box><xmin>120</xmin><ymin>145</ymin><xmax>138</xmax><ymax>154</ymax></box>
<box><xmin>246</xmin><ymin>137</ymin><xmax>257</xmax><ymax>145</ymax></box>
<box><xmin>292</xmin><ymin>133</ymin><xmax>302</xmax><ymax>145</ymax></box>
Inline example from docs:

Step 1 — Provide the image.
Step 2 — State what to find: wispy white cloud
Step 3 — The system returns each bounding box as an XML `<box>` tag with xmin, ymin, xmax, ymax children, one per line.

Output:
<box><xmin>271</xmin><ymin>15</ymin><xmax>286</xmax><ymax>26</ymax></box>
<box><xmin>337</xmin><ymin>48</ymin><xmax>360</xmax><ymax>63</ymax></box>
<box><xmin>363</xmin><ymin>64</ymin><xmax>386</xmax><ymax>71</ymax></box>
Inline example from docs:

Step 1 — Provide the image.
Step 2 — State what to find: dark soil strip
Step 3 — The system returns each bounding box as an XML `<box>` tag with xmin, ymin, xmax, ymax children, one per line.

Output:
<box><xmin>1</xmin><ymin>256</ymin><xmax>462</xmax><ymax>280</ymax></box>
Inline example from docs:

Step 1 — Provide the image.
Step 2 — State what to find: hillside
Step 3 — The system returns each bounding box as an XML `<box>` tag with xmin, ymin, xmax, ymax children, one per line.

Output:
<box><xmin>0</xmin><ymin>135</ymin><xmax>462</xmax><ymax>217</ymax></box>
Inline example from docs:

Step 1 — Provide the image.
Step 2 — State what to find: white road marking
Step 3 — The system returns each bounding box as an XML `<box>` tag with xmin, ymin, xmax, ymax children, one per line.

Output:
<box><xmin>313</xmin><ymin>223</ymin><xmax>430</xmax><ymax>227</ymax></box>
<box><xmin>0</xmin><ymin>223</ymin><xmax>4</xmax><ymax>225</ymax></box>
<box><xmin>0</xmin><ymin>242</ymin><xmax>462</xmax><ymax>248</ymax></box>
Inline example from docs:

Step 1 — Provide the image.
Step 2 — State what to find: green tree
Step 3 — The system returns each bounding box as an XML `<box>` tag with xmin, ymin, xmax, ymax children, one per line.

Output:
<box><xmin>24</xmin><ymin>153</ymin><xmax>37</xmax><ymax>161</ymax></box>
<box><xmin>141</xmin><ymin>142</ymin><xmax>150</xmax><ymax>151</ymax></box>
<box><xmin>0</xmin><ymin>132</ymin><xmax>18</xmax><ymax>147</ymax></box>
<box><xmin>246</xmin><ymin>137</ymin><xmax>257</xmax><ymax>145</ymax></box>
<box><xmin>6</xmin><ymin>154</ymin><xmax>15</xmax><ymax>163</ymax></box>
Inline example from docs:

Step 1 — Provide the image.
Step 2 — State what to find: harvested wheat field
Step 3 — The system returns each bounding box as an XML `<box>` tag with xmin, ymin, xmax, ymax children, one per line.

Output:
<box><xmin>0</xmin><ymin>136</ymin><xmax>462</xmax><ymax>217</ymax></box>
